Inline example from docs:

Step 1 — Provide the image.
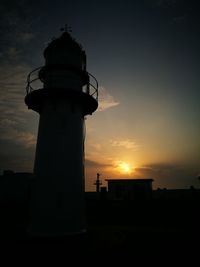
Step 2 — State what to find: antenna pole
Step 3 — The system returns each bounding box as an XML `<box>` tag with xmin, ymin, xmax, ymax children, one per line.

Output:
<box><xmin>94</xmin><ymin>173</ymin><xmax>102</xmax><ymax>193</ymax></box>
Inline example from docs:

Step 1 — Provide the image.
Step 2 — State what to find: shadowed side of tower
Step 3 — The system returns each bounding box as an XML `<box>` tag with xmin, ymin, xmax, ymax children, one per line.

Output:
<box><xmin>25</xmin><ymin>30</ymin><xmax>98</xmax><ymax>236</ymax></box>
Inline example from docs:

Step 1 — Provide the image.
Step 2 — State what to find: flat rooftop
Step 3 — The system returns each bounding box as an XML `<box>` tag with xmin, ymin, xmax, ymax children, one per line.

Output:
<box><xmin>106</xmin><ymin>178</ymin><xmax>154</xmax><ymax>182</ymax></box>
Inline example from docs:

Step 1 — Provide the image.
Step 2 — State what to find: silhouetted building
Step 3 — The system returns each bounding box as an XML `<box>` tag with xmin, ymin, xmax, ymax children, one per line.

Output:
<box><xmin>106</xmin><ymin>179</ymin><xmax>153</xmax><ymax>200</ymax></box>
<box><xmin>0</xmin><ymin>171</ymin><xmax>33</xmax><ymax>204</ymax></box>
<box><xmin>24</xmin><ymin>26</ymin><xmax>98</xmax><ymax>235</ymax></box>
<box><xmin>154</xmin><ymin>187</ymin><xmax>200</xmax><ymax>200</ymax></box>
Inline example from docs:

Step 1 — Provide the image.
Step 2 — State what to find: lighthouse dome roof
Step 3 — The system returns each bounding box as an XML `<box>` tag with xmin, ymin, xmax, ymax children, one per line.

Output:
<box><xmin>44</xmin><ymin>32</ymin><xmax>83</xmax><ymax>58</ymax></box>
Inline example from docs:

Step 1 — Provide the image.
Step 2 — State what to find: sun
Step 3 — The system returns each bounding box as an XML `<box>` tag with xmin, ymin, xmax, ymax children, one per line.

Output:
<box><xmin>117</xmin><ymin>161</ymin><xmax>132</xmax><ymax>174</ymax></box>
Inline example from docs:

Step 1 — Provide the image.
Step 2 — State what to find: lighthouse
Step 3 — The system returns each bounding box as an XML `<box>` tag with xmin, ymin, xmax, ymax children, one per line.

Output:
<box><xmin>25</xmin><ymin>28</ymin><xmax>98</xmax><ymax>235</ymax></box>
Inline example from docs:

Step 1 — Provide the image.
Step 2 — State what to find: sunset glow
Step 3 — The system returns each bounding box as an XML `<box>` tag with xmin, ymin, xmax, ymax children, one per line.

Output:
<box><xmin>117</xmin><ymin>161</ymin><xmax>132</xmax><ymax>174</ymax></box>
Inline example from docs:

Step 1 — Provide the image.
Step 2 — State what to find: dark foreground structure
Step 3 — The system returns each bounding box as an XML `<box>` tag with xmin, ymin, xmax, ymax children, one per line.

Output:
<box><xmin>106</xmin><ymin>178</ymin><xmax>153</xmax><ymax>200</ymax></box>
<box><xmin>0</xmin><ymin>196</ymin><xmax>199</xmax><ymax>265</ymax></box>
<box><xmin>0</xmin><ymin>172</ymin><xmax>199</xmax><ymax>264</ymax></box>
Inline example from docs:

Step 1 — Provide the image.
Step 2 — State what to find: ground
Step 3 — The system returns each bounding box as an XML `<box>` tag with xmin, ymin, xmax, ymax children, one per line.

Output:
<box><xmin>0</xmin><ymin>198</ymin><xmax>199</xmax><ymax>264</ymax></box>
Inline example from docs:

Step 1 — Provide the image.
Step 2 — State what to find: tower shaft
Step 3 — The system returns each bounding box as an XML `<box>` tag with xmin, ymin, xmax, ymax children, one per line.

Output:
<box><xmin>25</xmin><ymin>30</ymin><xmax>98</xmax><ymax>236</ymax></box>
<box><xmin>30</xmin><ymin>98</ymin><xmax>85</xmax><ymax>235</ymax></box>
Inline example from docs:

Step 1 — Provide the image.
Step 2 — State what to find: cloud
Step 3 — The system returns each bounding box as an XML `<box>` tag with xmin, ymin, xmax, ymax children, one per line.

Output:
<box><xmin>98</xmin><ymin>87</ymin><xmax>119</xmax><ymax>111</ymax></box>
<box><xmin>0</xmin><ymin>122</ymin><xmax>36</xmax><ymax>148</ymax></box>
<box><xmin>7</xmin><ymin>47</ymin><xmax>21</xmax><ymax>60</ymax></box>
<box><xmin>0</xmin><ymin>62</ymin><xmax>36</xmax><ymax>148</ymax></box>
<box><xmin>110</xmin><ymin>139</ymin><xmax>139</xmax><ymax>150</ymax></box>
<box><xmin>10</xmin><ymin>130</ymin><xmax>36</xmax><ymax>148</ymax></box>
<box><xmin>154</xmin><ymin>0</ymin><xmax>197</xmax><ymax>25</ymax></box>
<box><xmin>134</xmin><ymin>163</ymin><xmax>200</xmax><ymax>189</ymax></box>
<box><xmin>85</xmin><ymin>159</ymin><xmax>112</xmax><ymax>168</ymax></box>
<box><xmin>16</xmin><ymin>32</ymin><xmax>34</xmax><ymax>42</ymax></box>
<box><xmin>156</xmin><ymin>0</ymin><xmax>179</xmax><ymax>7</ymax></box>
<box><xmin>172</xmin><ymin>15</ymin><xmax>186</xmax><ymax>24</ymax></box>
<box><xmin>0</xmin><ymin>63</ymin><xmax>31</xmax><ymax>123</ymax></box>
<box><xmin>89</xmin><ymin>143</ymin><xmax>102</xmax><ymax>151</ymax></box>
<box><xmin>135</xmin><ymin>163</ymin><xmax>185</xmax><ymax>178</ymax></box>
<box><xmin>0</xmin><ymin>0</ymin><xmax>37</xmax><ymax>64</ymax></box>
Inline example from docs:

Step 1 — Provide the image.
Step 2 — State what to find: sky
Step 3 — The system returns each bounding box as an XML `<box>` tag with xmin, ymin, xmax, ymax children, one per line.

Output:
<box><xmin>0</xmin><ymin>0</ymin><xmax>200</xmax><ymax>191</ymax></box>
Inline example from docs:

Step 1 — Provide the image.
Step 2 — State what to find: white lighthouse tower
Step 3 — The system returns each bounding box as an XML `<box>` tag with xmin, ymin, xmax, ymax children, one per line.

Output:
<box><xmin>25</xmin><ymin>28</ymin><xmax>98</xmax><ymax>235</ymax></box>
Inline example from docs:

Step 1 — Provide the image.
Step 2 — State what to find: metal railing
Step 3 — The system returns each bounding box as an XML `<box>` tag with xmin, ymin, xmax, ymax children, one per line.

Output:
<box><xmin>26</xmin><ymin>66</ymin><xmax>98</xmax><ymax>101</ymax></box>
<box><xmin>26</xmin><ymin>67</ymin><xmax>42</xmax><ymax>94</ymax></box>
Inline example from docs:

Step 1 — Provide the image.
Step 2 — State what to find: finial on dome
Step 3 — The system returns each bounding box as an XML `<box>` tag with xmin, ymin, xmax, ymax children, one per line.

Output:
<box><xmin>60</xmin><ymin>24</ymin><xmax>72</xmax><ymax>34</ymax></box>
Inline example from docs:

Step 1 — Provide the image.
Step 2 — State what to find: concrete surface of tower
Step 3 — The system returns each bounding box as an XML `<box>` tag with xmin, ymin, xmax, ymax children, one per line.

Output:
<box><xmin>25</xmin><ymin>28</ymin><xmax>98</xmax><ymax>235</ymax></box>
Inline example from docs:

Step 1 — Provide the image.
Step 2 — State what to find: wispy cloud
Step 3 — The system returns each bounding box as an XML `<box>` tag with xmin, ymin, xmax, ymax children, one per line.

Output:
<box><xmin>0</xmin><ymin>118</ymin><xmax>36</xmax><ymax>148</ymax></box>
<box><xmin>110</xmin><ymin>139</ymin><xmax>139</xmax><ymax>150</ymax></box>
<box><xmin>0</xmin><ymin>63</ymin><xmax>31</xmax><ymax>119</ymax></box>
<box><xmin>154</xmin><ymin>0</ymin><xmax>194</xmax><ymax>25</ymax></box>
<box><xmin>156</xmin><ymin>0</ymin><xmax>179</xmax><ymax>7</ymax></box>
<box><xmin>0</xmin><ymin>0</ymin><xmax>37</xmax><ymax>66</ymax></box>
<box><xmin>171</xmin><ymin>15</ymin><xmax>186</xmax><ymax>24</ymax></box>
<box><xmin>16</xmin><ymin>32</ymin><xmax>34</xmax><ymax>42</ymax></box>
<box><xmin>98</xmin><ymin>87</ymin><xmax>119</xmax><ymax>111</ymax></box>
<box><xmin>13</xmin><ymin>131</ymin><xmax>36</xmax><ymax>148</ymax></box>
<box><xmin>0</xmin><ymin>62</ymin><xmax>36</xmax><ymax>148</ymax></box>
<box><xmin>89</xmin><ymin>143</ymin><xmax>102</xmax><ymax>151</ymax></box>
<box><xmin>6</xmin><ymin>47</ymin><xmax>21</xmax><ymax>60</ymax></box>
<box><xmin>85</xmin><ymin>159</ymin><xmax>112</xmax><ymax>168</ymax></box>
